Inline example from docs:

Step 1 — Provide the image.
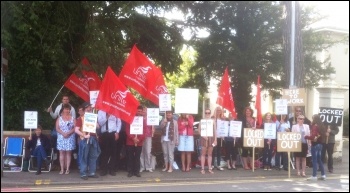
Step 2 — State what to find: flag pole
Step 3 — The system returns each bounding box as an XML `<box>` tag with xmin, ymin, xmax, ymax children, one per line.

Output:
<box><xmin>48</xmin><ymin>85</ymin><xmax>64</xmax><ymax>108</ymax></box>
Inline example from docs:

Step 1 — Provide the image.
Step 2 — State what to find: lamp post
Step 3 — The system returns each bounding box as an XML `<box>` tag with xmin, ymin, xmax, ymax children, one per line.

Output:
<box><xmin>1</xmin><ymin>47</ymin><xmax>8</xmax><ymax>177</ymax></box>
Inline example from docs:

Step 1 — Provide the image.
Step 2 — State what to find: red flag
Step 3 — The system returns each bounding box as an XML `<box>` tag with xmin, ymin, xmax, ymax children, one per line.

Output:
<box><xmin>146</xmin><ymin>66</ymin><xmax>168</xmax><ymax>106</ymax></box>
<box><xmin>119</xmin><ymin>45</ymin><xmax>156</xmax><ymax>97</ymax></box>
<box><xmin>255</xmin><ymin>75</ymin><xmax>262</xmax><ymax>127</ymax></box>
<box><xmin>216</xmin><ymin>67</ymin><xmax>237</xmax><ymax>119</ymax></box>
<box><xmin>64</xmin><ymin>74</ymin><xmax>90</xmax><ymax>102</ymax></box>
<box><xmin>95</xmin><ymin>66</ymin><xmax>140</xmax><ymax>124</ymax></box>
<box><xmin>80</xmin><ymin>57</ymin><xmax>102</xmax><ymax>91</ymax></box>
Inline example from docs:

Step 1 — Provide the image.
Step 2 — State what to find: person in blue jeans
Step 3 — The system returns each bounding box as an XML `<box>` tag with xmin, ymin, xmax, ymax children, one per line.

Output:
<box><xmin>75</xmin><ymin>102</ymin><xmax>101</xmax><ymax>180</ymax></box>
<box><xmin>26</xmin><ymin>125</ymin><xmax>51</xmax><ymax>175</ymax></box>
<box><xmin>305</xmin><ymin>114</ymin><xmax>327</xmax><ymax>181</ymax></box>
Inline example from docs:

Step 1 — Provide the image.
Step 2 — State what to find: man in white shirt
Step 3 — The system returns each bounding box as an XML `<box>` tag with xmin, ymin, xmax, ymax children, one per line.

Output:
<box><xmin>47</xmin><ymin>95</ymin><xmax>76</xmax><ymax>119</ymax></box>
<box><xmin>97</xmin><ymin>110</ymin><xmax>122</xmax><ymax>176</ymax></box>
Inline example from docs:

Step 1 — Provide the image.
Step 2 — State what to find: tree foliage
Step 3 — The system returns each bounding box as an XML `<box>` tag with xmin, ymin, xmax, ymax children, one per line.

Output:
<box><xmin>1</xmin><ymin>1</ymin><xmax>339</xmax><ymax>130</ymax></box>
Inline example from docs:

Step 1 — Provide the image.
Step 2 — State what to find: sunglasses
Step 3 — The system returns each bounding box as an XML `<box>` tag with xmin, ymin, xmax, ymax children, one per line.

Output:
<box><xmin>298</xmin><ymin>118</ymin><xmax>304</xmax><ymax>120</ymax></box>
<box><xmin>205</xmin><ymin>112</ymin><xmax>211</xmax><ymax>114</ymax></box>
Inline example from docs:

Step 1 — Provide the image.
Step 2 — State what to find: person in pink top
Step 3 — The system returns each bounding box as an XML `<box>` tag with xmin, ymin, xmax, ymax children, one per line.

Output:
<box><xmin>177</xmin><ymin>114</ymin><xmax>194</xmax><ymax>172</ymax></box>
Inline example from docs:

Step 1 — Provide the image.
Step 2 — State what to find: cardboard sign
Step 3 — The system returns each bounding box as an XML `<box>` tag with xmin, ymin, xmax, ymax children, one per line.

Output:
<box><xmin>318</xmin><ymin>107</ymin><xmax>343</xmax><ymax>126</ymax></box>
<box><xmin>216</xmin><ymin>120</ymin><xmax>229</xmax><ymax>137</ymax></box>
<box><xmin>276</xmin><ymin>132</ymin><xmax>301</xmax><ymax>152</ymax></box>
<box><xmin>264</xmin><ymin>123</ymin><xmax>277</xmax><ymax>139</ymax></box>
<box><xmin>147</xmin><ymin>108</ymin><xmax>160</xmax><ymax>126</ymax></box>
<box><xmin>200</xmin><ymin>119</ymin><xmax>214</xmax><ymax>137</ymax></box>
<box><xmin>83</xmin><ymin>112</ymin><xmax>97</xmax><ymax>133</ymax></box>
<box><xmin>130</xmin><ymin>116</ymin><xmax>144</xmax><ymax>135</ymax></box>
<box><xmin>175</xmin><ymin>88</ymin><xmax>198</xmax><ymax>114</ymax></box>
<box><xmin>282</xmin><ymin>88</ymin><xmax>306</xmax><ymax>106</ymax></box>
<box><xmin>275</xmin><ymin>99</ymin><xmax>288</xmax><ymax>115</ymax></box>
<box><xmin>243</xmin><ymin>128</ymin><xmax>264</xmax><ymax>148</ymax></box>
<box><xmin>159</xmin><ymin>94</ymin><xmax>171</xmax><ymax>112</ymax></box>
<box><xmin>229</xmin><ymin>121</ymin><xmax>242</xmax><ymax>137</ymax></box>
<box><xmin>24</xmin><ymin>111</ymin><xmax>38</xmax><ymax>129</ymax></box>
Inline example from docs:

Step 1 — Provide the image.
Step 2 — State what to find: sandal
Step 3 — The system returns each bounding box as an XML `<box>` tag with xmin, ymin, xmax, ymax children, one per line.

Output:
<box><xmin>208</xmin><ymin>169</ymin><xmax>214</xmax><ymax>174</ymax></box>
<box><xmin>301</xmin><ymin>172</ymin><xmax>306</xmax><ymax>177</ymax></box>
<box><xmin>65</xmin><ymin>170</ymin><xmax>70</xmax><ymax>175</ymax></box>
<box><xmin>59</xmin><ymin>170</ymin><xmax>64</xmax><ymax>175</ymax></box>
<box><xmin>201</xmin><ymin>169</ymin><xmax>205</xmax><ymax>174</ymax></box>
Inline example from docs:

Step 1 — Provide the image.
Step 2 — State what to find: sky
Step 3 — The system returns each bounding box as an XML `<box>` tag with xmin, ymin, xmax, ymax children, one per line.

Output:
<box><xmin>299</xmin><ymin>1</ymin><xmax>349</xmax><ymax>30</ymax></box>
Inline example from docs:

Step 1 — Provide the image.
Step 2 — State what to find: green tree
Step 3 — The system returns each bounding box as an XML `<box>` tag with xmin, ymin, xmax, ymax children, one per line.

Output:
<box><xmin>183</xmin><ymin>1</ymin><xmax>337</xmax><ymax>118</ymax></box>
<box><xmin>1</xmin><ymin>1</ymin><xmax>186</xmax><ymax>130</ymax></box>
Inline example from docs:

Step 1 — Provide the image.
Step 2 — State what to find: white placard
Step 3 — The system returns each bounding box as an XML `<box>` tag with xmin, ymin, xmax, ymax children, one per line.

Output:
<box><xmin>24</xmin><ymin>111</ymin><xmax>38</xmax><ymax>129</ymax></box>
<box><xmin>159</xmin><ymin>94</ymin><xmax>172</xmax><ymax>111</ymax></box>
<box><xmin>175</xmin><ymin>88</ymin><xmax>198</xmax><ymax>114</ymax></box>
<box><xmin>275</xmin><ymin>99</ymin><xmax>288</xmax><ymax>115</ymax></box>
<box><xmin>130</xmin><ymin>116</ymin><xmax>144</xmax><ymax>135</ymax></box>
<box><xmin>147</xmin><ymin>108</ymin><xmax>160</xmax><ymax>126</ymax></box>
<box><xmin>200</xmin><ymin>119</ymin><xmax>214</xmax><ymax>137</ymax></box>
<box><xmin>229</xmin><ymin>121</ymin><xmax>242</xmax><ymax>137</ymax></box>
<box><xmin>83</xmin><ymin>112</ymin><xmax>98</xmax><ymax>133</ymax></box>
<box><xmin>90</xmin><ymin>90</ymin><xmax>99</xmax><ymax>108</ymax></box>
<box><xmin>216</xmin><ymin>120</ymin><xmax>229</xmax><ymax>137</ymax></box>
<box><xmin>264</xmin><ymin>123</ymin><xmax>277</xmax><ymax>139</ymax></box>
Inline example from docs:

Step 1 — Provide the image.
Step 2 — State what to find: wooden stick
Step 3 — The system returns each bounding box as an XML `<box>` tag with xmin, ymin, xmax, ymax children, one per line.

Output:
<box><xmin>288</xmin><ymin>152</ymin><xmax>290</xmax><ymax>178</ymax></box>
<box><xmin>48</xmin><ymin>85</ymin><xmax>64</xmax><ymax>109</ymax></box>
<box><xmin>252</xmin><ymin>147</ymin><xmax>255</xmax><ymax>172</ymax></box>
<box><xmin>326</xmin><ymin>125</ymin><xmax>330</xmax><ymax>144</ymax></box>
<box><xmin>135</xmin><ymin>134</ymin><xmax>138</xmax><ymax>147</ymax></box>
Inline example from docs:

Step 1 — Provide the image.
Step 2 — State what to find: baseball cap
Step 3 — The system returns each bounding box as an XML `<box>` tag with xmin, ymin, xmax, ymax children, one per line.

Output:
<box><xmin>82</xmin><ymin>102</ymin><xmax>92</xmax><ymax>108</ymax></box>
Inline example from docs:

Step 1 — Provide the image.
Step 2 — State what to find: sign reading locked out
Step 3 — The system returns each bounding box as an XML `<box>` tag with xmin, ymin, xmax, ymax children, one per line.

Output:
<box><xmin>243</xmin><ymin>128</ymin><xmax>264</xmax><ymax>148</ymax></box>
<box><xmin>277</xmin><ymin>132</ymin><xmax>301</xmax><ymax>152</ymax></box>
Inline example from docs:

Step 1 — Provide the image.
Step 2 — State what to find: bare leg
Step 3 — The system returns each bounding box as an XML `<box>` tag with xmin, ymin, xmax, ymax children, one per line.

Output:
<box><xmin>59</xmin><ymin>151</ymin><xmax>65</xmax><ymax>174</ymax></box>
<box><xmin>65</xmin><ymin>151</ymin><xmax>72</xmax><ymax>173</ymax></box>
<box><xmin>301</xmin><ymin>157</ymin><xmax>306</xmax><ymax>176</ymax></box>
<box><xmin>186</xmin><ymin>152</ymin><xmax>191</xmax><ymax>171</ymax></box>
<box><xmin>296</xmin><ymin>157</ymin><xmax>300</xmax><ymax>175</ymax></box>
<box><xmin>201</xmin><ymin>147</ymin><xmax>207</xmax><ymax>172</ymax></box>
<box><xmin>242</xmin><ymin>157</ymin><xmax>248</xmax><ymax>169</ymax></box>
<box><xmin>207</xmin><ymin>147</ymin><xmax>214</xmax><ymax>173</ymax></box>
<box><xmin>181</xmin><ymin>152</ymin><xmax>186</xmax><ymax>171</ymax></box>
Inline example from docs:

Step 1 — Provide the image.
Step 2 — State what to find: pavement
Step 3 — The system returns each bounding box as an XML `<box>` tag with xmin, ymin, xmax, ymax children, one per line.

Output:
<box><xmin>1</xmin><ymin>138</ymin><xmax>348</xmax><ymax>188</ymax></box>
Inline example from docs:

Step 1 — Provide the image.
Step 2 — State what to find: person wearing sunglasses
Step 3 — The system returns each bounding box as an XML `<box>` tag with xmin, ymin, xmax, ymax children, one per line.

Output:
<box><xmin>289</xmin><ymin>107</ymin><xmax>311</xmax><ymax>129</ymax></box>
<box><xmin>198</xmin><ymin>109</ymin><xmax>217</xmax><ymax>174</ymax></box>
<box><xmin>291</xmin><ymin>115</ymin><xmax>311</xmax><ymax>177</ymax></box>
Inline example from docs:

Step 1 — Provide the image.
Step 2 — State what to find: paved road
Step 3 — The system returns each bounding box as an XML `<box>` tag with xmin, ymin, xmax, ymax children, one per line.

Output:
<box><xmin>1</xmin><ymin>138</ymin><xmax>348</xmax><ymax>191</ymax></box>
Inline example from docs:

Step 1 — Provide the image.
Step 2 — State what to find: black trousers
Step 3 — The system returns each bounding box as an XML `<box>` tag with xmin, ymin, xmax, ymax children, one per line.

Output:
<box><xmin>99</xmin><ymin>132</ymin><xmax>119</xmax><ymax>172</ymax></box>
<box><xmin>321</xmin><ymin>143</ymin><xmax>335</xmax><ymax>170</ymax></box>
<box><xmin>126</xmin><ymin>145</ymin><xmax>142</xmax><ymax>175</ymax></box>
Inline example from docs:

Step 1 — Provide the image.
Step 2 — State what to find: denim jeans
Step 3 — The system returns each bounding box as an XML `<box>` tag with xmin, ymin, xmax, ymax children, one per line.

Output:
<box><xmin>79</xmin><ymin>136</ymin><xmax>101</xmax><ymax>177</ymax></box>
<box><xmin>262</xmin><ymin>145</ymin><xmax>273</xmax><ymax>167</ymax></box>
<box><xmin>311</xmin><ymin>144</ymin><xmax>325</xmax><ymax>177</ymax></box>
<box><xmin>32</xmin><ymin>145</ymin><xmax>47</xmax><ymax>172</ymax></box>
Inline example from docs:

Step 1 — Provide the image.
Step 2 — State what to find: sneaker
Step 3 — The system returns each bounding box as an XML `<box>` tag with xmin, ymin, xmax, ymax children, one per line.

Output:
<box><xmin>35</xmin><ymin>171</ymin><xmax>42</xmax><ymax>175</ymax></box>
<box><xmin>216</xmin><ymin>167</ymin><xmax>224</xmax><ymax>171</ymax></box>
<box><xmin>318</xmin><ymin>175</ymin><xmax>326</xmax><ymax>180</ymax></box>
<box><xmin>307</xmin><ymin>176</ymin><xmax>318</xmax><ymax>181</ymax></box>
<box><xmin>88</xmin><ymin>174</ymin><xmax>99</xmax><ymax>178</ymax></box>
<box><xmin>81</xmin><ymin>176</ymin><xmax>88</xmax><ymax>180</ymax></box>
<box><xmin>147</xmin><ymin>169</ymin><xmax>153</xmax><ymax>173</ymax></box>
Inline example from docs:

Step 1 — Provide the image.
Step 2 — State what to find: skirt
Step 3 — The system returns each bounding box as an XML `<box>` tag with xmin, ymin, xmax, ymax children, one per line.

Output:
<box><xmin>177</xmin><ymin>135</ymin><xmax>194</xmax><ymax>152</ymax></box>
